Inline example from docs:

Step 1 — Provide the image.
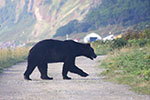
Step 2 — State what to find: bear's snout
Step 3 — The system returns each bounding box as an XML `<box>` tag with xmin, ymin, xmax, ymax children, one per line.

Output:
<box><xmin>93</xmin><ymin>54</ymin><xmax>97</xmax><ymax>58</ymax></box>
<box><xmin>92</xmin><ymin>54</ymin><xmax>97</xmax><ymax>60</ymax></box>
<box><xmin>89</xmin><ymin>54</ymin><xmax>97</xmax><ymax>60</ymax></box>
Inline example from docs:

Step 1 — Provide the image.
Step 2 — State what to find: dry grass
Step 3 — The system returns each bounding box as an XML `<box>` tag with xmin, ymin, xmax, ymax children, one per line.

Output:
<box><xmin>0</xmin><ymin>47</ymin><xmax>29</xmax><ymax>72</ymax></box>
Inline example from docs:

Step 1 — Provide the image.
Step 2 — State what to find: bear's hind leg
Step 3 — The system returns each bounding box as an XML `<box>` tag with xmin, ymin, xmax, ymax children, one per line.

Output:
<box><xmin>24</xmin><ymin>63</ymin><xmax>36</xmax><ymax>80</ymax></box>
<box><xmin>37</xmin><ymin>63</ymin><xmax>53</xmax><ymax>80</ymax></box>
<box><xmin>62</xmin><ymin>63</ymin><xmax>71</xmax><ymax>80</ymax></box>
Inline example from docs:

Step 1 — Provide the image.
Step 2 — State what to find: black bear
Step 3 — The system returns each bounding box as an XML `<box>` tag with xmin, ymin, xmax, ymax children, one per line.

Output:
<box><xmin>24</xmin><ymin>39</ymin><xmax>97</xmax><ymax>80</ymax></box>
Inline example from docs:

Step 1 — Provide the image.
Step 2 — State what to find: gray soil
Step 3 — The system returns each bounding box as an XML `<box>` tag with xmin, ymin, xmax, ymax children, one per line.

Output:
<box><xmin>0</xmin><ymin>56</ymin><xmax>150</xmax><ymax>100</ymax></box>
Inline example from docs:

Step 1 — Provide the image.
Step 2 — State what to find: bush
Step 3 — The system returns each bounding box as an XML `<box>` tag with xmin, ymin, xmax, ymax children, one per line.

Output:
<box><xmin>123</xmin><ymin>28</ymin><xmax>150</xmax><ymax>40</ymax></box>
<box><xmin>110</xmin><ymin>38</ymin><xmax>127</xmax><ymax>49</ymax></box>
<box><xmin>92</xmin><ymin>28</ymin><xmax>150</xmax><ymax>55</ymax></box>
<box><xmin>91</xmin><ymin>40</ymin><xmax>112</xmax><ymax>55</ymax></box>
<box><xmin>123</xmin><ymin>30</ymin><xmax>139</xmax><ymax>40</ymax></box>
<box><xmin>139</xmin><ymin>29</ymin><xmax>150</xmax><ymax>39</ymax></box>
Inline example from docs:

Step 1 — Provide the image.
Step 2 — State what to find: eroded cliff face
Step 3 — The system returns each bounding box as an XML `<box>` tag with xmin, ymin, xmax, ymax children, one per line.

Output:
<box><xmin>0</xmin><ymin>0</ymin><xmax>101</xmax><ymax>42</ymax></box>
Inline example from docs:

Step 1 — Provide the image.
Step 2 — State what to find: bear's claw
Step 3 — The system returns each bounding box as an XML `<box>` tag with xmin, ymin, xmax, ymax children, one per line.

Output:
<box><xmin>24</xmin><ymin>75</ymin><xmax>32</xmax><ymax>81</ymax></box>
<box><xmin>41</xmin><ymin>76</ymin><xmax>53</xmax><ymax>80</ymax></box>
<box><xmin>80</xmin><ymin>73</ymin><xmax>89</xmax><ymax>77</ymax></box>
<box><xmin>63</xmin><ymin>76</ymin><xmax>72</xmax><ymax>80</ymax></box>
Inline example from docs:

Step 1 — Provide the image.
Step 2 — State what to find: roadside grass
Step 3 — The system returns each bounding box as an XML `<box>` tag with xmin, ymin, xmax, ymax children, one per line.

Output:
<box><xmin>0</xmin><ymin>47</ymin><xmax>29</xmax><ymax>73</ymax></box>
<box><xmin>100</xmin><ymin>46</ymin><xmax>150</xmax><ymax>94</ymax></box>
<box><xmin>91</xmin><ymin>41</ymin><xmax>112</xmax><ymax>55</ymax></box>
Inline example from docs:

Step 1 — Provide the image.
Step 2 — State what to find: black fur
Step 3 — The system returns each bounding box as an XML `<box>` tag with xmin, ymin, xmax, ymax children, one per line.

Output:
<box><xmin>24</xmin><ymin>39</ymin><xmax>97</xmax><ymax>80</ymax></box>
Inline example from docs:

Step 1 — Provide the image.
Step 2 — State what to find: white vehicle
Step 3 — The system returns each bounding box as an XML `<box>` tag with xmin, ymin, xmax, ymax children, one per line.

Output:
<box><xmin>103</xmin><ymin>34</ymin><xmax>114</xmax><ymax>42</ymax></box>
<box><xmin>84</xmin><ymin>33</ymin><xmax>102</xmax><ymax>43</ymax></box>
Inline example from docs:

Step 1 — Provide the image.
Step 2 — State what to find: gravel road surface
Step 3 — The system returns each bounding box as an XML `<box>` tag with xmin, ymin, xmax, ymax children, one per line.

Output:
<box><xmin>0</xmin><ymin>56</ymin><xmax>150</xmax><ymax>100</ymax></box>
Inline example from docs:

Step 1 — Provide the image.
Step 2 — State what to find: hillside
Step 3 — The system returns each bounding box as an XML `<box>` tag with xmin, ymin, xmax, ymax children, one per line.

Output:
<box><xmin>54</xmin><ymin>0</ymin><xmax>150</xmax><ymax>38</ymax></box>
<box><xmin>0</xmin><ymin>0</ymin><xmax>101</xmax><ymax>43</ymax></box>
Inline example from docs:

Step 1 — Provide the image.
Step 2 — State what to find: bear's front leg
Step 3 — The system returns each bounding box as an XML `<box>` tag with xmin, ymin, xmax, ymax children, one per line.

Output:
<box><xmin>69</xmin><ymin>65</ymin><xmax>89</xmax><ymax>77</ymax></box>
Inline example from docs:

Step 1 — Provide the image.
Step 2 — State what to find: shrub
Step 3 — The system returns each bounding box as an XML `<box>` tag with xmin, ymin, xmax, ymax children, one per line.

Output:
<box><xmin>139</xmin><ymin>29</ymin><xmax>150</xmax><ymax>39</ymax></box>
<box><xmin>91</xmin><ymin>40</ymin><xmax>112</xmax><ymax>55</ymax></box>
<box><xmin>123</xmin><ymin>28</ymin><xmax>150</xmax><ymax>40</ymax></box>
<box><xmin>110</xmin><ymin>38</ymin><xmax>127</xmax><ymax>49</ymax></box>
<box><xmin>123</xmin><ymin>30</ymin><xmax>139</xmax><ymax>40</ymax></box>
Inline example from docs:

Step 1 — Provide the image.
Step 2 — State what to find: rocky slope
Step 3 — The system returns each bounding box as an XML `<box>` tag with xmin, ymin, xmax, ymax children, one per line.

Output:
<box><xmin>0</xmin><ymin>0</ymin><xmax>101</xmax><ymax>43</ymax></box>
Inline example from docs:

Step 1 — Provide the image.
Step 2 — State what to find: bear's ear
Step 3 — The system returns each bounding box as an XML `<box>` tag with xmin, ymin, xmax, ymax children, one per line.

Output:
<box><xmin>87</xmin><ymin>43</ymin><xmax>91</xmax><ymax>47</ymax></box>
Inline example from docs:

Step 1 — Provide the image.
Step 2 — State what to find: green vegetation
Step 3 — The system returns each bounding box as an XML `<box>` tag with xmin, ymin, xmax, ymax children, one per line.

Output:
<box><xmin>91</xmin><ymin>38</ymin><xmax>128</xmax><ymax>55</ymax></box>
<box><xmin>0</xmin><ymin>47</ymin><xmax>29</xmax><ymax>73</ymax></box>
<box><xmin>92</xmin><ymin>28</ymin><xmax>150</xmax><ymax>55</ymax></box>
<box><xmin>95</xmin><ymin>28</ymin><xmax>150</xmax><ymax>94</ymax></box>
<box><xmin>85</xmin><ymin>0</ymin><xmax>150</xmax><ymax>27</ymax></box>
<box><xmin>91</xmin><ymin>41</ymin><xmax>112</xmax><ymax>55</ymax></box>
<box><xmin>101</xmin><ymin>46</ymin><xmax>150</xmax><ymax>94</ymax></box>
<box><xmin>54</xmin><ymin>0</ymin><xmax>150</xmax><ymax>37</ymax></box>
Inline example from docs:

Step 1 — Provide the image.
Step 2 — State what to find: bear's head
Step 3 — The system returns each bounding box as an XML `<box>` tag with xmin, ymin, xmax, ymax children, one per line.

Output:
<box><xmin>82</xmin><ymin>44</ymin><xmax>97</xmax><ymax>60</ymax></box>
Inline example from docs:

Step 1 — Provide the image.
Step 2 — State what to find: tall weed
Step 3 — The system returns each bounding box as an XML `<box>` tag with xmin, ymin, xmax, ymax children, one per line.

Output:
<box><xmin>0</xmin><ymin>47</ymin><xmax>29</xmax><ymax>72</ymax></box>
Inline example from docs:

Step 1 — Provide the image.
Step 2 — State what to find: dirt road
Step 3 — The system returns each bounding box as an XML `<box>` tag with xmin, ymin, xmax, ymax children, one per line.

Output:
<box><xmin>0</xmin><ymin>56</ymin><xmax>150</xmax><ymax>100</ymax></box>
